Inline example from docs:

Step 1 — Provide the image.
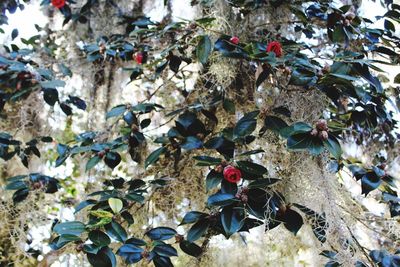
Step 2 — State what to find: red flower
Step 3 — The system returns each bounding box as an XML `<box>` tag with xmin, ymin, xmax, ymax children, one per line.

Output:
<box><xmin>266</xmin><ymin>41</ymin><xmax>283</xmax><ymax>57</ymax></box>
<box><xmin>135</xmin><ymin>52</ymin><xmax>144</xmax><ymax>64</ymax></box>
<box><xmin>229</xmin><ymin>36</ymin><xmax>240</xmax><ymax>45</ymax></box>
<box><xmin>223</xmin><ymin>165</ymin><xmax>242</xmax><ymax>183</ymax></box>
<box><xmin>51</xmin><ymin>0</ymin><xmax>65</xmax><ymax>9</ymax></box>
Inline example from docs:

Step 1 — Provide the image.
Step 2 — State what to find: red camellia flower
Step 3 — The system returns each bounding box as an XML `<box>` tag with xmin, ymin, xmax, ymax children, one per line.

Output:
<box><xmin>135</xmin><ymin>52</ymin><xmax>144</xmax><ymax>64</ymax></box>
<box><xmin>266</xmin><ymin>41</ymin><xmax>283</xmax><ymax>57</ymax></box>
<box><xmin>51</xmin><ymin>0</ymin><xmax>65</xmax><ymax>9</ymax></box>
<box><xmin>229</xmin><ymin>36</ymin><xmax>239</xmax><ymax>45</ymax></box>
<box><xmin>223</xmin><ymin>165</ymin><xmax>242</xmax><ymax>183</ymax></box>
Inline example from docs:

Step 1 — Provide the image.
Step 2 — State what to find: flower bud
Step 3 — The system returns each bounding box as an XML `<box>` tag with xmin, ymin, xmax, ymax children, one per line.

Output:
<box><xmin>310</xmin><ymin>129</ymin><xmax>318</xmax><ymax>137</ymax></box>
<box><xmin>318</xmin><ymin>130</ymin><xmax>329</xmax><ymax>141</ymax></box>
<box><xmin>315</xmin><ymin>119</ymin><xmax>328</xmax><ymax>131</ymax></box>
<box><xmin>214</xmin><ymin>164</ymin><xmax>224</xmax><ymax>173</ymax></box>
<box><xmin>175</xmin><ymin>234</ymin><xmax>184</xmax><ymax>243</ymax></box>
<box><xmin>32</xmin><ymin>182</ymin><xmax>42</xmax><ymax>190</ymax></box>
<box><xmin>344</xmin><ymin>11</ymin><xmax>356</xmax><ymax>20</ymax></box>
<box><xmin>135</xmin><ymin>52</ymin><xmax>144</xmax><ymax>64</ymax></box>
<box><xmin>230</xmin><ymin>36</ymin><xmax>240</xmax><ymax>45</ymax></box>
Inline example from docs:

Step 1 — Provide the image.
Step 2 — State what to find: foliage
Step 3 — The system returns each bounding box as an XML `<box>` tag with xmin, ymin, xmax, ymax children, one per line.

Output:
<box><xmin>1</xmin><ymin>0</ymin><xmax>400</xmax><ymax>266</ymax></box>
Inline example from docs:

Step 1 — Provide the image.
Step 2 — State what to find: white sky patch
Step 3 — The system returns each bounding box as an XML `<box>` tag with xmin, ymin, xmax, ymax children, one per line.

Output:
<box><xmin>1</xmin><ymin>1</ymin><xmax>47</xmax><ymax>47</ymax></box>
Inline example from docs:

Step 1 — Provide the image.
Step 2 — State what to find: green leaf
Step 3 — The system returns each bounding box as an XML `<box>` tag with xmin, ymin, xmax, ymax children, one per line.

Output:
<box><xmin>146</xmin><ymin>227</ymin><xmax>176</xmax><ymax>241</ymax></box>
<box><xmin>56</xmin><ymin>234</ymin><xmax>81</xmax><ymax>246</ymax></box>
<box><xmin>145</xmin><ymin>147</ymin><xmax>166</xmax><ymax>169</ymax></box>
<box><xmin>117</xmin><ymin>244</ymin><xmax>143</xmax><ymax>264</ymax></box>
<box><xmin>248</xmin><ymin>178</ymin><xmax>280</xmax><ymax>189</ymax></box>
<box><xmin>282</xmin><ymin>209</ymin><xmax>303</xmax><ymax>235</ymax></box>
<box><xmin>86</xmin><ymin>155</ymin><xmax>101</xmax><ymax>171</ymax></box>
<box><xmin>236</xmin><ymin>161</ymin><xmax>268</xmax><ymax>176</ymax></box>
<box><xmin>196</xmin><ymin>35</ymin><xmax>212</xmax><ymax>64</ymax></box>
<box><xmin>108</xmin><ymin>198</ymin><xmax>123</xmax><ymax>214</ymax></box>
<box><xmin>89</xmin><ymin>230</ymin><xmax>111</xmax><ymax>247</ymax></box>
<box><xmin>361</xmin><ymin>172</ymin><xmax>382</xmax><ymax>196</ymax></box>
<box><xmin>287</xmin><ymin>133</ymin><xmax>313</xmax><ymax>150</ymax></box>
<box><xmin>59</xmin><ymin>63</ymin><xmax>72</xmax><ymax>77</ymax></box>
<box><xmin>180</xmin><ymin>211</ymin><xmax>207</xmax><ymax>225</ymax></box>
<box><xmin>206</xmin><ymin>170</ymin><xmax>223</xmax><ymax>191</ymax></box>
<box><xmin>280</xmin><ymin>122</ymin><xmax>312</xmax><ymax>138</ymax></box>
<box><xmin>74</xmin><ymin>199</ymin><xmax>97</xmax><ymax>213</ymax></box>
<box><xmin>179</xmin><ymin>240</ymin><xmax>203</xmax><ymax>257</ymax></box>
<box><xmin>323</xmin><ymin>135</ymin><xmax>342</xmax><ymax>159</ymax></box>
<box><xmin>153</xmin><ymin>244</ymin><xmax>178</xmax><ymax>257</ymax></box>
<box><xmin>181</xmin><ymin>136</ymin><xmax>203</xmax><ymax>150</ymax></box>
<box><xmin>5</xmin><ymin>180</ymin><xmax>27</xmax><ymax>190</ymax></box>
<box><xmin>42</xmin><ymin>88</ymin><xmax>59</xmax><ymax>106</ymax></box>
<box><xmin>40</xmin><ymin>80</ymin><xmax>66</xmax><ymax>88</ymax></box>
<box><xmin>307</xmin><ymin>137</ymin><xmax>324</xmax><ymax>155</ymax></box>
<box><xmin>193</xmin><ymin>156</ymin><xmax>222</xmax><ymax>166</ymax></box>
<box><xmin>126</xmin><ymin>193</ymin><xmax>145</xmax><ymax>204</ymax></box>
<box><xmin>106</xmin><ymin>105</ymin><xmax>127</xmax><ymax>119</ymax></box>
<box><xmin>221</xmin><ymin>205</ymin><xmax>245</xmax><ymax>237</ymax></box>
<box><xmin>104</xmin><ymin>152</ymin><xmax>121</xmax><ymax>169</ymax></box>
<box><xmin>264</xmin><ymin>116</ymin><xmax>288</xmax><ymax>133</ymax></box>
<box><xmin>223</xmin><ymin>98</ymin><xmax>235</xmax><ymax>114</ymax></box>
<box><xmin>207</xmin><ymin>192</ymin><xmax>236</xmax><ymax>206</ymax></box>
<box><xmin>53</xmin><ymin>221</ymin><xmax>86</xmax><ymax>236</ymax></box>
<box><xmin>233</xmin><ymin>111</ymin><xmax>259</xmax><ymax>139</ymax></box>
<box><xmin>394</xmin><ymin>73</ymin><xmax>400</xmax><ymax>84</ymax></box>
<box><xmin>87</xmin><ymin>247</ymin><xmax>117</xmax><ymax>267</ymax></box>
<box><xmin>238</xmin><ymin>149</ymin><xmax>264</xmax><ymax>156</ymax></box>
<box><xmin>187</xmin><ymin>220</ymin><xmax>210</xmax><ymax>242</ymax></box>
<box><xmin>11</xmin><ymin>28</ymin><xmax>18</xmax><ymax>40</ymax></box>
<box><xmin>104</xmin><ymin>221</ymin><xmax>127</xmax><ymax>243</ymax></box>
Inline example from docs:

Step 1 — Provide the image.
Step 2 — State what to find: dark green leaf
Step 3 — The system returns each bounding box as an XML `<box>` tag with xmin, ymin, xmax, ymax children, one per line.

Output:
<box><xmin>179</xmin><ymin>240</ymin><xmax>203</xmax><ymax>257</ymax></box>
<box><xmin>145</xmin><ymin>147</ymin><xmax>166</xmax><ymax>168</ymax></box>
<box><xmin>207</xmin><ymin>192</ymin><xmax>236</xmax><ymax>206</ymax></box>
<box><xmin>323</xmin><ymin>135</ymin><xmax>342</xmax><ymax>159</ymax></box>
<box><xmin>180</xmin><ymin>211</ymin><xmax>207</xmax><ymax>225</ymax></box>
<box><xmin>153</xmin><ymin>244</ymin><xmax>178</xmax><ymax>257</ymax></box>
<box><xmin>87</xmin><ymin>247</ymin><xmax>117</xmax><ymax>267</ymax></box>
<box><xmin>104</xmin><ymin>221</ymin><xmax>127</xmax><ymax>243</ymax></box>
<box><xmin>104</xmin><ymin>152</ymin><xmax>121</xmax><ymax>169</ymax></box>
<box><xmin>106</xmin><ymin>105</ymin><xmax>127</xmax><ymax>119</ymax></box>
<box><xmin>56</xmin><ymin>234</ymin><xmax>81</xmax><ymax>246</ymax></box>
<box><xmin>236</xmin><ymin>161</ymin><xmax>268</xmax><ymax>176</ymax></box>
<box><xmin>11</xmin><ymin>28</ymin><xmax>18</xmax><ymax>40</ymax></box>
<box><xmin>43</xmin><ymin>88</ymin><xmax>59</xmax><ymax>106</ymax></box>
<box><xmin>53</xmin><ymin>221</ymin><xmax>86</xmax><ymax>236</ymax></box>
<box><xmin>223</xmin><ymin>98</ymin><xmax>235</xmax><ymax>114</ymax></box>
<box><xmin>86</xmin><ymin>155</ymin><xmax>101</xmax><ymax>171</ymax></box>
<box><xmin>196</xmin><ymin>35</ymin><xmax>212</xmax><ymax>64</ymax></box>
<box><xmin>88</xmin><ymin>230</ymin><xmax>111</xmax><ymax>247</ymax></box>
<box><xmin>74</xmin><ymin>199</ymin><xmax>97</xmax><ymax>213</ymax></box>
<box><xmin>394</xmin><ymin>73</ymin><xmax>400</xmax><ymax>84</ymax></box>
<box><xmin>146</xmin><ymin>227</ymin><xmax>176</xmax><ymax>241</ymax></box>
<box><xmin>287</xmin><ymin>133</ymin><xmax>312</xmax><ymax>150</ymax></box>
<box><xmin>206</xmin><ymin>170</ymin><xmax>223</xmax><ymax>191</ymax></box>
<box><xmin>221</xmin><ymin>205</ymin><xmax>245</xmax><ymax>237</ymax></box>
<box><xmin>117</xmin><ymin>244</ymin><xmax>143</xmax><ymax>264</ymax></box>
<box><xmin>187</xmin><ymin>219</ymin><xmax>210</xmax><ymax>242</ymax></box>
<box><xmin>280</xmin><ymin>122</ymin><xmax>312</xmax><ymax>138</ymax></box>
<box><xmin>264</xmin><ymin>116</ymin><xmax>288</xmax><ymax>133</ymax></box>
<box><xmin>282</xmin><ymin>209</ymin><xmax>303</xmax><ymax>235</ymax></box>
<box><xmin>248</xmin><ymin>178</ymin><xmax>280</xmax><ymax>189</ymax></box>
<box><xmin>193</xmin><ymin>156</ymin><xmax>222</xmax><ymax>166</ymax></box>
<box><xmin>361</xmin><ymin>172</ymin><xmax>382</xmax><ymax>196</ymax></box>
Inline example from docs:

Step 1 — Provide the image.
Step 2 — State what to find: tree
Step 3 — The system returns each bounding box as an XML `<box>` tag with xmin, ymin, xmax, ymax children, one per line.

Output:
<box><xmin>1</xmin><ymin>0</ymin><xmax>400</xmax><ymax>266</ymax></box>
